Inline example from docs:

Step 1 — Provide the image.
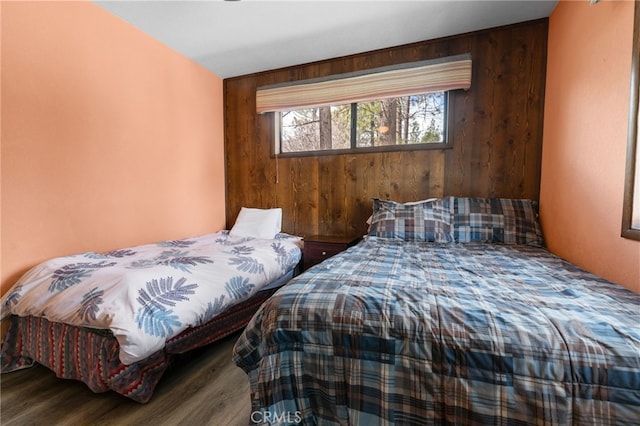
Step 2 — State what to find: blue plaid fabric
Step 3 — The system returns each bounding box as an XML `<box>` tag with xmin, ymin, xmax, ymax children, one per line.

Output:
<box><xmin>368</xmin><ymin>197</ymin><xmax>454</xmax><ymax>243</ymax></box>
<box><xmin>453</xmin><ymin>198</ymin><xmax>544</xmax><ymax>246</ymax></box>
<box><xmin>233</xmin><ymin>238</ymin><xmax>640</xmax><ymax>425</ymax></box>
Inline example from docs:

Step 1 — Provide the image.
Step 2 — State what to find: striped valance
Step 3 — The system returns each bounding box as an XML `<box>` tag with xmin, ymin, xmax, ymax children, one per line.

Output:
<box><xmin>256</xmin><ymin>54</ymin><xmax>471</xmax><ymax>113</ymax></box>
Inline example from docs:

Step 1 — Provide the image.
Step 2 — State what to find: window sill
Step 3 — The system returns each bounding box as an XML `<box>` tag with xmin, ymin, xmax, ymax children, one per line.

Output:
<box><xmin>272</xmin><ymin>142</ymin><xmax>453</xmax><ymax>159</ymax></box>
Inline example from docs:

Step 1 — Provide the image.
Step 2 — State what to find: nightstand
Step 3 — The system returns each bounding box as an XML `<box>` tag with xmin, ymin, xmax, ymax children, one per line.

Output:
<box><xmin>302</xmin><ymin>234</ymin><xmax>361</xmax><ymax>271</ymax></box>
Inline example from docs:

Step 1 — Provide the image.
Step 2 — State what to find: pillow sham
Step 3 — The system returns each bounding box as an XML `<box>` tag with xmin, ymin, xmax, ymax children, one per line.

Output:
<box><xmin>368</xmin><ymin>197</ymin><xmax>454</xmax><ymax>242</ymax></box>
<box><xmin>365</xmin><ymin>198</ymin><xmax>438</xmax><ymax>227</ymax></box>
<box><xmin>453</xmin><ymin>198</ymin><xmax>544</xmax><ymax>246</ymax></box>
<box><xmin>229</xmin><ymin>207</ymin><xmax>282</xmax><ymax>239</ymax></box>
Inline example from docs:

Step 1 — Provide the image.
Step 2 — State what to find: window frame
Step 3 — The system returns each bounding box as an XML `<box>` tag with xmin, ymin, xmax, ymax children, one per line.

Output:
<box><xmin>273</xmin><ymin>92</ymin><xmax>453</xmax><ymax>158</ymax></box>
<box><xmin>621</xmin><ymin>0</ymin><xmax>640</xmax><ymax>240</ymax></box>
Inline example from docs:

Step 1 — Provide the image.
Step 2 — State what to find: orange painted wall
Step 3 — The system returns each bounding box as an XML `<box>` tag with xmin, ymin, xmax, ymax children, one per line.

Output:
<box><xmin>1</xmin><ymin>1</ymin><xmax>226</xmax><ymax>295</ymax></box>
<box><xmin>540</xmin><ymin>0</ymin><xmax>639</xmax><ymax>293</ymax></box>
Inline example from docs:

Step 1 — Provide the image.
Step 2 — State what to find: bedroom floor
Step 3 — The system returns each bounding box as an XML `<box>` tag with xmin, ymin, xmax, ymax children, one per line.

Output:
<box><xmin>0</xmin><ymin>331</ymin><xmax>252</xmax><ymax>425</ymax></box>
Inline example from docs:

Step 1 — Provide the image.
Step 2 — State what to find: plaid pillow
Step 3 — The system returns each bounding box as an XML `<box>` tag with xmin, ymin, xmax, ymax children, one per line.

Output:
<box><xmin>453</xmin><ymin>198</ymin><xmax>544</xmax><ymax>246</ymax></box>
<box><xmin>368</xmin><ymin>197</ymin><xmax>454</xmax><ymax>242</ymax></box>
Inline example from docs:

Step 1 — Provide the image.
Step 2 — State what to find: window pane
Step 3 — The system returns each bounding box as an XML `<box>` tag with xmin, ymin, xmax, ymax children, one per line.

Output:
<box><xmin>280</xmin><ymin>104</ymin><xmax>351</xmax><ymax>152</ymax></box>
<box><xmin>356</xmin><ymin>93</ymin><xmax>445</xmax><ymax>147</ymax></box>
<box><xmin>278</xmin><ymin>92</ymin><xmax>446</xmax><ymax>154</ymax></box>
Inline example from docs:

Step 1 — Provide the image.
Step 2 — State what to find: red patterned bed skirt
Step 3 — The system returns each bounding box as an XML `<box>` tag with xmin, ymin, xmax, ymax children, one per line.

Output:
<box><xmin>0</xmin><ymin>288</ymin><xmax>276</xmax><ymax>403</ymax></box>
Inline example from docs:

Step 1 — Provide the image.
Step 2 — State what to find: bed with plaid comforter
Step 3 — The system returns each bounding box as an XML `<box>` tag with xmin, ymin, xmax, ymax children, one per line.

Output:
<box><xmin>233</xmin><ymin>237</ymin><xmax>640</xmax><ymax>425</ymax></box>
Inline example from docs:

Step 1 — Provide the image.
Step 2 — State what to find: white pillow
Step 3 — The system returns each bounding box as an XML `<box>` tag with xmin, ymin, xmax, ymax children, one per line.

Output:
<box><xmin>229</xmin><ymin>207</ymin><xmax>282</xmax><ymax>239</ymax></box>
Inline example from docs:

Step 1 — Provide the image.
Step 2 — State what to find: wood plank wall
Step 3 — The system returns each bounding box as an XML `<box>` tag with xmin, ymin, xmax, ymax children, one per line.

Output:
<box><xmin>224</xmin><ymin>19</ymin><xmax>548</xmax><ymax>238</ymax></box>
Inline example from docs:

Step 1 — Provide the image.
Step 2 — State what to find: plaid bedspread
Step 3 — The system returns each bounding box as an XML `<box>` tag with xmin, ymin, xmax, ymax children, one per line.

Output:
<box><xmin>233</xmin><ymin>237</ymin><xmax>640</xmax><ymax>425</ymax></box>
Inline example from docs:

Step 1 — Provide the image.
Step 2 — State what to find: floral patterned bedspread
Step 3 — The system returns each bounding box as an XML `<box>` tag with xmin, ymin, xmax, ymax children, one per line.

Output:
<box><xmin>1</xmin><ymin>231</ymin><xmax>302</xmax><ymax>365</ymax></box>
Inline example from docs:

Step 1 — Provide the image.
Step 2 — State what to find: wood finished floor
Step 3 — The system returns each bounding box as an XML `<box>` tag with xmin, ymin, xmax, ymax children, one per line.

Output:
<box><xmin>0</xmin><ymin>331</ymin><xmax>252</xmax><ymax>426</ymax></box>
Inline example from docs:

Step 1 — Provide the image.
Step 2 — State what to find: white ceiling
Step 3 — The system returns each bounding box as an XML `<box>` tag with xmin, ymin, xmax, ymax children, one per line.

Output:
<box><xmin>94</xmin><ymin>0</ymin><xmax>558</xmax><ymax>79</ymax></box>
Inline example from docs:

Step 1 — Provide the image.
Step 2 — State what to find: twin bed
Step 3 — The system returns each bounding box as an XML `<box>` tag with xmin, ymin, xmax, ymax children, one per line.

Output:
<box><xmin>2</xmin><ymin>198</ymin><xmax>639</xmax><ymax>425</ymax></box>
<box><xmin>0</xmin><ymin>217</ymin><xmax>303</xmax><ymax>403</ymax></box>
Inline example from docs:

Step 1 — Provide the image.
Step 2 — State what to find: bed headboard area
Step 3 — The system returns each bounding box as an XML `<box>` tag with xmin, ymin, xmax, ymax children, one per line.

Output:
<box><xmin>367</xmin><ymin>196</ymin><xmax>544</xmax><ymax>247</ymax></box>
<box><xmin>224</xmin><ymin>19</ymin><xmax>548</xmax><ymax>238</ymax></box>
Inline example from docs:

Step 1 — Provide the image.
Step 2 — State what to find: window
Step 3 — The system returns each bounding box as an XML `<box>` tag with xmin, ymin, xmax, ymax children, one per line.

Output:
<box><xmin>257</xmin><ymin>54</ymin><xmax>471</xmax><ymax>156</ymax></box>
<box><xmin>279</xmin><ymin>92</ymin><xmax>447</xmax><ymax>154</ymax></box>
<box><xmin>622</xmin><ymin>1</ymin><xmax>639</xmax><ymax>240</ymax></box>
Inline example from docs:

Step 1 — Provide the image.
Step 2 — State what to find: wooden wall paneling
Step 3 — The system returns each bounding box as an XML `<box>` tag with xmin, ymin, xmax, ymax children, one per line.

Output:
<box><xmin>349</xmin><ymin>154</ymin><xmax>378</xmax><ymax>234</ymax></box>
<box><xmin>500</xmin><ymin>33</ymin><xmax>530</xmax><ymax>199</ymax></box>
<box><xmin>399</xmin><ymin>151</ymin><xmax>423</xmax><ymax>202</ymax></box>
<box><xmin>390</xmin><ymin>152</ymin><xmax>408</xmax><ymax>201</ymax></box>
<box><xmin>386</xmin><ymin>151</ymin><xmax>404</xmax><ymax>201</ymax></box>
<box><xmin>224</xmin><ymin>19</ymin><xmax>548</xmax><ymax>236</ymax></box>
<box><xmin>442</xmin><ymin>20</ymin><xmax>548</xmax><ymax>200</ymax></box>
<box><xmin>375</xmin><ymin>153</ymin><xmax>392</xmax><ymax>200</ymax></box>
<box><xmin>490</xmin><ymin>24</ymin><xmax>546</xmax><ymax>199</ymax></box>
<box><xmin>472</xmin><ymin>29</ymin><xmax>498</xmax><ymax>198</ymax></box>
<box><xmin>316</xmin><ymin>156</ymin><xmax>333</xmax><ymax>235</ymax></box>
<box><xmin>423</xmin><ymin>150</ymin><xmax>447</xmax><ymax>199</ymax></box>
<box><xmin>254</xmin><ymin>113</ymin><xmax>273</xmax><ymax>207</ymax></box>
<box><xmin>523</xmin><ymin>22</ymin><xmax>547</xmax><ymax>200</ymax></box>
<box><xmin>443</xmin><ymin>34</ymin><xmax>478</xmax><ymax>197</ymax></box>
<box><xmin>344</xmin><ymin>155</ymin><xmax>368</xmax><ymax>235</ymax></box>
<box><xmin>486</xmin><ymin>28</ymin><xmax>513</xmax><ymax>198</ymax></box>
<box><xmin>446</xmin><ymin>85</ymin><xmax>471</xmax><ymax>195</ymax></box>
<box><xmin>281</xmin><ymin>157</ymin><xmax>317</xmax><ymax>236</ymax></box>
<box><xmin>277</xmin><ymin>156</ymin><xmax>294</xmax><ymax>234</ymax></box>
<box><xmin>330</xmin><ymin>156</ymin><xmax>348</xmax><ymax>235</ymax></box>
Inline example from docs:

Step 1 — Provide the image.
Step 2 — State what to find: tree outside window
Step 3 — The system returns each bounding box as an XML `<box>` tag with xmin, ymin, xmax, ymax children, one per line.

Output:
<box><xmin>280</xmin><ymin>92</ymin><xmax>447</xmax><ymax>154</ymax></box>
